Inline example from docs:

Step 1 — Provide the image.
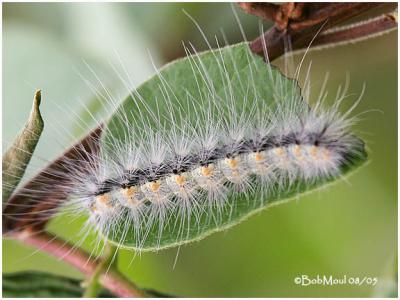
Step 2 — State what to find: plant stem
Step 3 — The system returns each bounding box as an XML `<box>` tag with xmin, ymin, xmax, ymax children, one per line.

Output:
<box><xmin>241</xmin><ymin>2</ymin><xmax>397</xmax><ymax>61</ymax></box>
<box><xmin>83</xmin><ymin>243</ymin><xmax>118</xmax><ymax>297</ymax></box>
<box><xmin>308</xmin><ymin>10</ymin><xmax>398</xmax><ymax>50</ymax></box>
<box><xmin>10</xmin><ymin>230</ymin><xmax>148</xmax><ymax>298</ymax></box>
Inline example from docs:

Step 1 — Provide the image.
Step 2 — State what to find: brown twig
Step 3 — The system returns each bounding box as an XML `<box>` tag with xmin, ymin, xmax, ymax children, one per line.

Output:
<box><xmin>242</xmin><ymin>2</ymin><xmax>397</xmax><ymax>61</ymax></box>
<box><xmin>310</xmin><ymin>11</ymin><xmax>397</xmax><ymax>49</ymax></box>
<box><xmin>9</xmin><ymin>230</ymin><xmax>147</xmax><ymax>298</ymax></box>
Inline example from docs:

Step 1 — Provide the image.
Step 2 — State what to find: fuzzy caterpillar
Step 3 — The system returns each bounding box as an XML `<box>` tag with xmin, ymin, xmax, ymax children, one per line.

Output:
<box><xmin>4</xmin><ymin>42</ymin><xmax>366</xmax><ymax>252</ymax></box>
<box><xmin>45</xmin><ymin>42</ymin><xmax>366</xmax><ymax>251</ymax></box>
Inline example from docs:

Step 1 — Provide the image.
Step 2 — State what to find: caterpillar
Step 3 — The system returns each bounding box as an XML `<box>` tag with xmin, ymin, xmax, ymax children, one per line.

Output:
<box><xmin>53</xmin><ymin>41</ymin><xmax>366</xmax><ymax>251</ymax></box>
<box><xmin>4</xmin><ymin>35</ymin><xmax>367</xmax><ymax>252</ymax></box>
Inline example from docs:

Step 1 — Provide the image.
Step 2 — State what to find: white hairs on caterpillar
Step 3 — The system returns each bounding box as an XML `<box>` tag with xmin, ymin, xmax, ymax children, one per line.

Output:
<box><xmin>3</xmin><ymin>18</ymin><xmax>367</xmax><ymax>254</ymax></box>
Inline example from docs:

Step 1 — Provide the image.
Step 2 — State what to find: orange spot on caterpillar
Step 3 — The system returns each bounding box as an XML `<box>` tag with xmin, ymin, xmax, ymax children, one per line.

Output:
<box><xmin>293</xmin><ymin>145</ymin><xmax>301</xmax><ymax>157</ymax></box>
<box><xmin>175</xmin><ymin>174</ymin><xmax>186</xmax><ymax>186</ymax></box>
<box><xmin>149</xmin><ymin>181</ymin><xmax>161</xmax><ymax>192</ymax></box>
<box><xmin>121</xmin><ymin>186</ymin><xmax>137</xmax><ymax>198</ymax></box>
<box><xmin>226</xmin><ymin>157</ymin><xmax>238</xmax><ymax>169</ymax></box>
<box><xmin>254</xmin><ymin>152</ymin><xmax>264</xmax><ymax>161</ymax></box>
<box><xmin>96</xmin><ymin>194</ymin><xmax>111</xmax><ymax>207</ymax></box>
<box><xmin>121</xmin><ymin>187</ymin><xmax>140</xmax><ymax>206</ymax></box>
<box><xmin>201</xmin><ymin>164</ymin><xmax>214</xmax><ymax>177</ymax></box>
<box><xmin>309</xmin><ymin>146</ymin><xmax>318</xmax><ymax>157</ymax></box>
<box><xmin>275</xmin><ymin>147</ymin><xmax>285</xmax><ymax>156</ymax></box>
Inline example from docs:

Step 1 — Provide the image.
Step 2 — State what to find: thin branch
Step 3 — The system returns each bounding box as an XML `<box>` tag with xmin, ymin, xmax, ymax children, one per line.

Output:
<box><xmin>10</xmin><ymin>230</ymin><xmax>148</xmax><ymax>298</ymax></box>
<box><xmin>308</xmin><ymin>10</ymin><xmax>398</xmax><ymax>49</ymax></box>
<box><xmin>83</xmin><ymin>243</ymin><xmax>118</xmax><ymax>297</ymax></box>
<box><xmin>242</xmin><ymin>2</ymin><xmax>397</xmax><ymax>61</ymax></box>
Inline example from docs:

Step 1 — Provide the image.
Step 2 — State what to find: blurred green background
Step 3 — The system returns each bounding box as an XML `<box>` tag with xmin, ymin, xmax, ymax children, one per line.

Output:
<box><xmin>2</xmin><ymin>3</ymin><xmax>397</xmax><ymax>297</ymax></box>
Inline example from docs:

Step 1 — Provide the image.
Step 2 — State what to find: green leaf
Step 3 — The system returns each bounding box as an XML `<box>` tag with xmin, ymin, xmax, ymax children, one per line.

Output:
<box><xmin>2</xmin><ymin>90</ymin><xmax>44</xmax><ymax>202</ymax></box>
<box><xmin>2</xmin><ymin>271</ymin><xmax>114</xmax><ymax>298</ymax></box>
<box><xmin>101</xmin><ymin>42</ymin><xmax>367</xmax><ymax>250</ymax></box>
